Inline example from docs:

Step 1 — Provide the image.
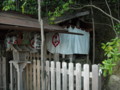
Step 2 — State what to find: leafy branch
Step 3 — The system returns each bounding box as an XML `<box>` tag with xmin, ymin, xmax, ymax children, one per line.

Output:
<box><xmin>48</xmin><ymin>0</ymin><xmax>74</xmax><ymax>24</ymax></box>
<box><xmin>101</xmin><ymin>36</ymin><xmax>120</xmax><ymax>76</ymax></box>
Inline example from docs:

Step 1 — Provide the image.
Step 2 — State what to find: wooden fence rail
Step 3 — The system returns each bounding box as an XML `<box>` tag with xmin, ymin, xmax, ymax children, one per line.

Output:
<box><xmin>23</xmin><ymin>60</ymin><xmax>101</xmax><ymax>90</ymax></box>
<box><xmin>0</xmin><ymin>57</ymin><xmax>7</xmax><ymax>90</ymax></box>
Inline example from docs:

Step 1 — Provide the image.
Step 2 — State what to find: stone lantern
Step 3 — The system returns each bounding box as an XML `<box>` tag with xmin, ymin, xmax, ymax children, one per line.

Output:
<box><xmin>8</xmin><ymin>45</ymin><xmax>37</xmax><ymax>90</ymax></box>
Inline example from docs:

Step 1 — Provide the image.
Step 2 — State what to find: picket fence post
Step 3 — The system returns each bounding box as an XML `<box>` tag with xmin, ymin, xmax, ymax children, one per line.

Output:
<box><xmin>92</xmin><ymin>65</ymin><xmax>99</xmax><ymax>90</ymax></box>
<box><xmin>51</xmin><ymin>61</ymin><xmax>55</xmax><ymax>90</ymax></box>
<box><xmin>56</xmin><ymin>61</ymin><xmax>61</xmax><ymax>90</ymax></box>
<box><xmin>62</xmin><ymin>62</ymin><xmax>67</xmax><ymax>90</ymax></box>
<box><xmin>83</xmin><ymin>64</ymin><xmax>90</xmax><ymax>90</ymax></box>
<box><xmin>75</xmin><ymin>63</ymin><xmax>81</xmax><ymax>90</ymax></box>
<box><xmin>24</xmin><ymin>60</ymin><xmax>101</xmax><ymax>90</ymax></box>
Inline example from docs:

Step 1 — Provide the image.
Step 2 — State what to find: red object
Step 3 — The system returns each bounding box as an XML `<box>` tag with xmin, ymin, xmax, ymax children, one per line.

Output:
<box><xmin>30</xmin><ymin>39</ymin><xmax>35</xmax><ymax>48</ymax></box>
<box><xmin>17</xmin><ymin>33</ymin><xmax>23</xmax><ymax>44</ymax></box>
<box><xmin>52</xmin><ymin>33</ymin><xmax>60</xmax><ymax>47</ymax></box>
<box><xmin>14</xmin><ymin>40</ymin><xmax>17</xmax><ymax>44</ymax></box>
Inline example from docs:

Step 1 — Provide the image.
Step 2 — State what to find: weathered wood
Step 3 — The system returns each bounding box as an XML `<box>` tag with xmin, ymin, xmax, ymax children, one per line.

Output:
<box><xmin>40</xmin><ymin>19</ymin><xmax>46</xmax><ymax>90</ymax></box>
<box><xmin>26</xmin><ymin>64</ymin><xmax>30</xmax><ymax>90</ymax></box>
<box><xmin>75</xmin><ymin>63</ymin><xmax>81</xmax><ymax>90</ymax></box>
<box><xmin>10</xmin><ymin>62</ymin><xmax>13</xmax><ymax>90</ymax></box>
<box><xmin>92</xmin><ymin>65</ymin><xmax>99</xmax><ymax>90</ymax></box>
<box><xmin>69</xmin><ymin>63</ymin><xmax>74</xmax><ymax>90</ymax></box>
<box><xmin>69</xmin><ymin>55</ymin><xmax>73</xmax><ymax>62</ymax></box>
<box><xmin>62</xmin><ymin>62</ymin><xmax>67</xmax><ymax>90</ymax></box>
<box><xmin>30</xmin><ymin>61</ymin><xmax>33</xmax><ymax>90</ymax></box>
<box><xmin>0</xmin><ymin>12</ymin><xmax>67</xmax><ymax>32</ymax></box>
<box><xmin>46</xmin><ymin>61</ymin><xmax>50</xmax><ymax>90</ymax></box>
<box><xmin>23</xmin><ymin>69</ymin><xmax>26</xmax><ymax>90</ymax></box>
<box><xmin>83</xmin><ymin>64</ymin><xmax>90</xmax><ymax>90</ymax></box>
<box><xmin>54</xmin><ymin>54</ymin><xmax>59</xmax><ymax>61</ymax></box>
<box><xmin>13</xmin><ymin>64</ymin><xmax>17</xmax><ymax>90</ymax></box>
<box><xmin>3</xmin><ymin>57</ymin><xmax>6</xmax><ymax>90</ymax></box>
<box><xmin>54</xmin><ymin>11</ymin><xmax>89</xmax><ymax>24</ymax></box>
<box><xmin>51</xmin><ymin>61</ymin><xmax>55</xmax><ymax>90</ymax></box>
<box><xmin>37</xmin><ymin>60</ymin><xmax>40</xmax><ymax>90</ymax></box>
<box><xmin>56</xmin><ymin>62</ymin><xmax>61</xmax><ymax>90</ymax></box>
<box><xmin>48</xmin><ymin>53</ymin><xmax>52</xmax><ymax>60</ymax></box>
<box><xmin>22</xmin><ymin>59</ymin><xmax>101</xmax><ymax>90</ymax></box>
<box><xmin>33</xmin><ymin>60</ymin><xmax>37</xmax><ymax>90</ymax></box>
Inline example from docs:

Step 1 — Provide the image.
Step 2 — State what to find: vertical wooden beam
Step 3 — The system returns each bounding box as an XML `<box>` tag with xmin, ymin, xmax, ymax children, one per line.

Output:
<box><xmin>69</xmin><ymin>55</ymin><xmax>73</xmax><ymax>62</ymax></box>
<box><xmin>54</xmin><ymin>53</ymin><xmax>59</xmax><ymax>61</ymax></box>
<box><xmin>37</xmin><ymin>0</ymin><xmax>45</xmax><ymax>89</ymax></box>
<box><xmin>10</xmin><ymin>62</ymin><xmax>13</xmax><ymax>90</ymax></box>
<box><xmin>87</xmin><ymin>55</ymin><xmax>89</xmax><ymax>64</ymax></box>
<box><xmin>33</xmin><ymin>60</ymin><xmax>37</xmax><ymax>90</ymax></box>
<box><xmin>40</xmin><ymin>19</ymin><xmax>45</xmax><ymax>90</ymax></box>
<box><xmin>46</xmin><ymin>61</ymin><xmax>50</xmax><ymax>90</ymax></box>
<box><xmin>3</xmin><ymin>57</ymin><xmax>7</xmax><ymax>90</ymax></box>
<box><xmin>37</xmin><ymin>57</ymin><xmax>40</xmax><ymax>90</ymax></box>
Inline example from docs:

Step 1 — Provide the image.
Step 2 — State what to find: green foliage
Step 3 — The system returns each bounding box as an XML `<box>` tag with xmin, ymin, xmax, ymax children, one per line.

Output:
<box><xmin>101</xmin><ymin>37</ymin><xmax>120</xmax><ymax>76</ymax></box>
<box><xmin>2</xmin><ymin>0</ymin><xmax>73</xmax><ymax>17</ymax></box>
<box><xmin>2</xmin><ymin>0</ymin><xmax>16</xmax><ymax>11</ymax></box>
<box><xmin>48</xmin><ymin>0</ymin><xmax>74</xmax><ymax>24</ymax></box>
<box><xmin>2</xmin><ymin>0</ymin><xmax>37</xmax><ymax>15</ymax></box>
<box><xmin>114</xmin><ymin>24</ymin><xmax>120</xmax><ymax>34</ymax></box>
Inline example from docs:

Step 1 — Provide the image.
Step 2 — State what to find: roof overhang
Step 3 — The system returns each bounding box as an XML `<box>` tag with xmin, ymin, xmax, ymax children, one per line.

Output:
<box><xmin>53</xmin><ymin>11</ymin><xmax>90</xmax><ymax>24</ymax></box>
<box><xmin>0</xmin><ymin>12</ymin><xmax>67</xmax><ymax>32</ymax></box>
<box><xmin>0</xmin><ymin>11</ymin><xmax>84</xmax><ymax>35</ymax></box>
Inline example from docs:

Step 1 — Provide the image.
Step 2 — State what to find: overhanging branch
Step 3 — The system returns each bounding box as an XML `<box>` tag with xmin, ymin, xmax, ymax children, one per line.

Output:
<box><xmin>71</xmin><ymin>5</ymin><xmax>120</xmax><ymax>23</ymax></box>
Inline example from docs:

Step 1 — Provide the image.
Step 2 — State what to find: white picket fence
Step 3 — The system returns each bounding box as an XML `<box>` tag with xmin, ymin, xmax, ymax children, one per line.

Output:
<box><xmin>23</xmin><ymin>60</ymin><xmax>101</xmax><ymax>90</ymax></box>
<box><xmin>0</xmin><ymin>57</ymin><xmax>7</xmax><ymax>90</ymax></box>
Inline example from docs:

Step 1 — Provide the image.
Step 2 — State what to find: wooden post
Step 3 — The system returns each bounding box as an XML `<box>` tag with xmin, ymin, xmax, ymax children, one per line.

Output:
<box><xmin>69</xmin><ymin>55</ymin><xmax>73</xmax><ymax>62</ymax></box>
<box><xmin>3</xmin><ymin>57</ymin><xmax>7</xmax><ymax>90</ymax></box>
<box><xmin>37</xmin><ymin>0</ymin><xmax>45</xmax><ymax>89</ymax></box>
<box><xmin>10</xmin><ymin>61</ymin><xmax>30</xmax><ymax>90</ymax></box>
<box><xmin>54</xmin><ymin>53</ymin><xmax>59</xmax><ymax>61</ymax></box>
<box><xmin>10</xmin><ymin>62</ymin><xmax>13</xmax><ymax>90</ymax></box>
